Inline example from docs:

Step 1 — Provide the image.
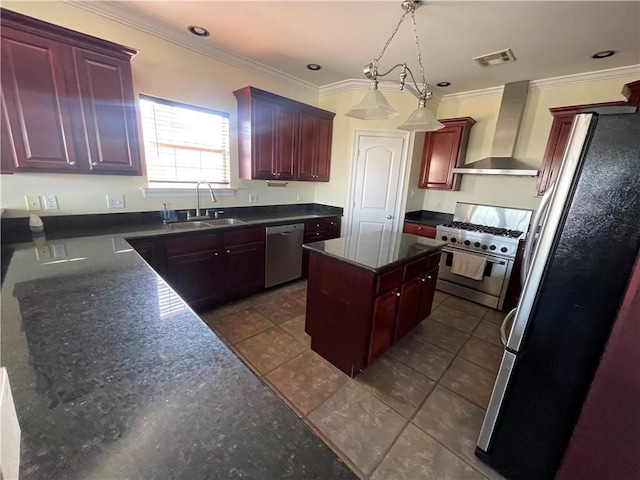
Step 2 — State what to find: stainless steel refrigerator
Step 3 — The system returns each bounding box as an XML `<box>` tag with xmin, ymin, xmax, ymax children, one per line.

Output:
<box><xmin>475</xmin><ymin>106</ymin><xmax>640</xmax><ymax>480</ymax></box>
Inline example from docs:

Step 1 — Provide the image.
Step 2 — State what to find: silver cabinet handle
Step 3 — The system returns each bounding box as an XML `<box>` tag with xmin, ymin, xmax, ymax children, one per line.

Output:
<box><xmin>213</xmin><ymin>252</ymin><xmax>219</xmax><ymax>256</ymax></box>
<box><xmin>500</xmin><ymin>308</ymin><xmax>518</xmax><ymax>346</ymax></box>
<box><xmin>395</xmin><ymin>292</ymin><xmax>401</xmax><ymax>297</ymax></box>
<box><xmin>69</xmin><ymin>161</ymin><xmax>76</xmax><ymax>166</ymax></box>
<box><xmin>226</xmin><ymin>249</ymin><xmax>230</xmax><ymax>254</ymax></box>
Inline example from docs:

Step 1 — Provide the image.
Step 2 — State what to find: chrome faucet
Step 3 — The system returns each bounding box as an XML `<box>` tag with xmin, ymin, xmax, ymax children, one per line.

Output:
<box><xmin>188</xmin><ymin>181</ymin><xmax>217</xmax><ymax>220</ymax></box>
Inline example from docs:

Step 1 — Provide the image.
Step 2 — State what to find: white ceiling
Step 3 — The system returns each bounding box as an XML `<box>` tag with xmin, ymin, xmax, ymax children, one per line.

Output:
<box><xmin>84</xmin><ymin>1</ymin><xmax>639</xmax><ymax>94</ymax></box>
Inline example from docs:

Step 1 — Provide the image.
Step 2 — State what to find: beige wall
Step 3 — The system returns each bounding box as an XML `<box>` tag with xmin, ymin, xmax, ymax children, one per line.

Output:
<box><xmin>1</xmin><ymin>1</ymin><xmax>319</xmax><ymax>218</ymax></box>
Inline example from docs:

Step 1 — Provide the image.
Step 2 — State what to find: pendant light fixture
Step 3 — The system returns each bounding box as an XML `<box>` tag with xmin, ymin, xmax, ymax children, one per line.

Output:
<box><xmin>346</xmin><ymin>0</ymin><xmax>444</xmax><ymax>132</ymax></box>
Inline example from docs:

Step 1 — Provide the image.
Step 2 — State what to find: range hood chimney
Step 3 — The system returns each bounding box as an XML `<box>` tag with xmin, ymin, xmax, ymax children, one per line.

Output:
<box><xmin>452</xmin><ymin>80</ymin><xmax>538</xmax><ymax>176</ymax></box>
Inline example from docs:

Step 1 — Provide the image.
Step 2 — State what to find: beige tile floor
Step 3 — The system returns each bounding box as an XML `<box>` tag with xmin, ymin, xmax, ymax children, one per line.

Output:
<box><xmin>200</xmin><ymin>281</ymin><xmax>507</xmax><ymax>480</ymax></box>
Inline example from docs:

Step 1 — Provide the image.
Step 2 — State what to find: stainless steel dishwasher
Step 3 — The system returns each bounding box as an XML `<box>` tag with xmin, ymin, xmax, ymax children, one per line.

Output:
<box><xmin>265</xmin><ymin>223</ymin><xmax>305</xmax><ymax>288</ymax></box>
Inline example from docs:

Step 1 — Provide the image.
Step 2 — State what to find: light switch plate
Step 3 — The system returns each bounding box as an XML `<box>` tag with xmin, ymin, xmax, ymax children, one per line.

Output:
<box><xmin>25</xmin><ymin>195</ymin><xmax>41</xmax><ymax>211</ymax></box>
<box><xmin>106</xmin><ymin>194</ymin><xmax>125</xmax><ymax>209</ymax></box>
<box><xmin>248</xmin><ymin>193</ymin><xmax>258</xmax><ymax>204</ymax></box>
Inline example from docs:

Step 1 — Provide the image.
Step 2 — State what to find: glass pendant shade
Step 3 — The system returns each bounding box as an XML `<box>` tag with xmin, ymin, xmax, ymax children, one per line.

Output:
<box><xmin>397</xmin><ymin>102</ymin><xmax>445</xmax><ymax>132</ymax></box>
<box><xmin>345</xmin><ymin>89</ymin><xmax>398</xmax><ymax>120</ymax></box>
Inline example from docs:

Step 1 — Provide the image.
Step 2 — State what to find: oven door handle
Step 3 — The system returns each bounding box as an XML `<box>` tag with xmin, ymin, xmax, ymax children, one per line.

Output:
<box><xmin>441</xmin><ymin>247</ymin><xmax>507</xmax><ymax>265</ymax></box>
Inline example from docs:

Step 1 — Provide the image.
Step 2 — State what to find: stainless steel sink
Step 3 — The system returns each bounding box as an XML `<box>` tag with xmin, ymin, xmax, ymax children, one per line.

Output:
<box><xmin>205</xmin><ymin>218</ymin><xmax>245</xmax><ymax>226</ymax></box>
<box><xmin>166</xmin><ymin>219</ymin><xmax>245</xmax><ymax>231</ymax></box>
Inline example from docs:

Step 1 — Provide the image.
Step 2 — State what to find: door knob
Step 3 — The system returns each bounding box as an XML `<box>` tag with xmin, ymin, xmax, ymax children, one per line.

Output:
<box><xmin>387</xmin><ymin>215</ymin><xmax>393</xmax><ymax>219</ymax></box>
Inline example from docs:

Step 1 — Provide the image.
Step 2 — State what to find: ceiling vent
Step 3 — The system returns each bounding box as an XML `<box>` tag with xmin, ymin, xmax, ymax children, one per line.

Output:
<box><xmin>474</xmin><ymin>49</ymin><xmax>516</xmax><ymax>68</ymax></box>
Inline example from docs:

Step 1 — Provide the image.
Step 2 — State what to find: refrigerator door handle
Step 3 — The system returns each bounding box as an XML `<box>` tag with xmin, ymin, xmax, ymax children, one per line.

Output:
<box><xmin>500</xmin><ymin>308</ymin><xmax>517</xmax><ymax>346</ymax></box>
<box><xmin>521</xmin><ymin>185</ymin><xmax>554</xmax><ymax>287</ymax></box>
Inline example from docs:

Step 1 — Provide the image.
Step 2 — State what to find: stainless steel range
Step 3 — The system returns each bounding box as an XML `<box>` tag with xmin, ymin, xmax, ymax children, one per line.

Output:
<box><xmin>436</xmin><ymin>203</ymin><xmax>532</xmax><ymax>310</ymax></box>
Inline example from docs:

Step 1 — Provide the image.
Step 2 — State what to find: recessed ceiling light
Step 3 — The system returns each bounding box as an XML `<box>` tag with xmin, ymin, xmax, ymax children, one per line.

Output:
<box><xmin>306</xmin><ymin>64</ymin><xmax>322</xmax><ymax>71</ymax></box>
<box><xmin>437</xmin><ymin>82</ymin><xmax>451</xmax><ymax>87</ymax></box>
<box><xmin>187</xmin><ymin>25</ymin><xmax>210</xmax><ymax>37</ymax></box>
<box><xmin>592</xmin><ymin>50</ymin><xmax>616</xmax><ymax>59</ymax></box>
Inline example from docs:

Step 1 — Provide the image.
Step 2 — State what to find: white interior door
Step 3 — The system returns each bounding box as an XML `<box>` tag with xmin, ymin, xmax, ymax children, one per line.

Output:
<box><xmin>347</xmin><ymin>131</ymin><xmax>408</xmax><ymax>262</ymax></box>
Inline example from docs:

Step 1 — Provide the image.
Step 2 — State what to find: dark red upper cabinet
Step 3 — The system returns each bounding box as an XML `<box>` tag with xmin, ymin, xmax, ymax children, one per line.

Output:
<box><xmin>71</xmin><ymin>47</ymin><xmax>141</xmax><ymax>175</ymax></box>
<box><xmin>418</xmin><ymin>117</ymin><xmax>475</xmax><ymax>190</ymax></box>
<box><xmin>537</xmin><ymin>101</ymin><xmax>625</xmax><ymax>196</ymax></box>
<box><xmin>233</xmin><ymin>86</ymin><xmax>334</xmax><ymax>182</ymax></box>
<box><xmin>0</xmin><ymin>9</ymin><xmax>141</xmax><ymax>175</ymax></box>
<box><xmin>0</xmin><ymin>26</ymin><xmax>80</xmax><ymax>172</ymax></box>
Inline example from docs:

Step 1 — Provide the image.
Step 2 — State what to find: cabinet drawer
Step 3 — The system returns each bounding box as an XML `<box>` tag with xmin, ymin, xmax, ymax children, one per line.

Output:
<box><xmin>403</xmin><ymin>257</ymin><xmax>428</xmax><ymax>282</ymax></box>
<box><xmin>375</xmin><ymin>267</ymin><xmax>403</xmax><ymax>296</ymax></box>
<box><xmin>403</xmin><ymin>222</ymin><xmax>436</xmax><ymax>239</ymax></box>
<box><xmin>304</xmin><ymin>230</ymin><xmax>327</xmax><ymax>243</ymax></box>
<box><xmin>224</xmin><ymin>227</ymin><xmax>265</xmax><ymax>246</ymax></box>
<box><xmin>305</xmin><ymin>218</ymin><xmax>329</xmax><ymax>233</ymax></box>
<box><xmin>165</xmin><ymin>233</ymin><xmax>222</xmax><ymax>256</ymax></box>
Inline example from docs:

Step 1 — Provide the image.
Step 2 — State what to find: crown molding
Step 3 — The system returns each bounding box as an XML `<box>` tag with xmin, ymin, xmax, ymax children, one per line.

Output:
<box><xmin>65</xmin><ymin>0</ymin><xmax>318</xmax><ymax>98</ymax></box>
<box><xmin>530</xmin><ymin>64</ymin><xmax>640</xmax><ymax>91</ymax></box>
<box><xmin>438</xmin><ymin>64</ymin><xmax>640</xmax><ymax>103</ymax></box>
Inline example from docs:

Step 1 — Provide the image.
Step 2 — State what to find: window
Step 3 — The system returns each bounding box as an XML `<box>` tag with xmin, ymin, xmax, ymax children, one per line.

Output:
<box><xmin>139</xmin><ymin>94</ymin><xmax>230</xmax><ymax>188</ymax></box>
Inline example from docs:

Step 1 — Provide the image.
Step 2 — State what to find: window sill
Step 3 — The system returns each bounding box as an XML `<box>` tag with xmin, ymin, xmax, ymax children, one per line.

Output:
<box><xmin>141</xmin><ymin>187</ymin><xmax>237</xmax><ymax>198</ymax></box>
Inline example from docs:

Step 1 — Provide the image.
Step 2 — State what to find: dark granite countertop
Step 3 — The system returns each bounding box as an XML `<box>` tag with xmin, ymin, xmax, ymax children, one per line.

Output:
<box><xmin>404</xmin><ymin>210</ymin><xmax>453</xmax><ymax>227</ymax></box>
<box><xmin>1</xmin><ymin>231</ymin><xmax>356</xmax><ymax>479</ymax></box>
<box><xmin>303</xmin><ymin>231</ymin><xmax>446</xmax><ymax>273</ymax></box>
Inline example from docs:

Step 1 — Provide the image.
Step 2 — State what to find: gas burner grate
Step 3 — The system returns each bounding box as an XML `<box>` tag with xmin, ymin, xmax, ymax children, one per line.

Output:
<box><xmin>443</xmin><ymin>221</ymin><xmax>523</xmax><ymax>238</ymax></box>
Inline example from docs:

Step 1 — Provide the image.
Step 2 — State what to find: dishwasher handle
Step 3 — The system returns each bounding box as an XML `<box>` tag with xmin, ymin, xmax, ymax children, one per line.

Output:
<box><xmin>265</xmin><ymin>223</ymin><xmax>305</xmax><ymax>235</ymax></box>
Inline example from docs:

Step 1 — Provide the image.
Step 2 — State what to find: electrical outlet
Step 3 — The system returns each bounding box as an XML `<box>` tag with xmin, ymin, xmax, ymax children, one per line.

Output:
<box><xmin>436</xmin><ymin>201</ymin><xmax>442</xmax><ymax>209</ymax></box>
<box><xmin>296</xmin><ymin>193</ymin><xmax>302</xmax><ymax>202</ymax></box>
<box><xmin>106</xmin><ymin>194</ymin><xmax>125</xmax><ymax>209</ymax></box>
<box><xmin>51</xmin><ymin>243</ymin><xmax>67</xmax><ymax>258</ymax></box>
<box><xmin>35</xmin><ymin>245</ymin><xmax>51</xmax><ymax>260</ymax></box>
<box><xmin>25</xmin><ymin>195</ymin><xmax>41</xmax><ymax>211</ymax></box>
<box><xmin>248</xmin><ymin>193</ymin><xmax>258</xmax><ymax>204</ymax></box>
<box><xmin>42</xmin><ymin>195</ymin><xmax>58</xmax><ymax>210</ymax></box>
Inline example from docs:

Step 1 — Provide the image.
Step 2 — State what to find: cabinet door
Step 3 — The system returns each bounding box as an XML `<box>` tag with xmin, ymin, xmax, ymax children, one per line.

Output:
<box><xmin>297</xmin><ymin>112</ymin><xmax>333</xmax><ymax>182</ymax></box>
<box><xmin>128</xmin><ymin>238</ymin><xmax>161</xmax><ymax>273</ymax></box>
<box><xmin>537</xmin><ymin>102</ymin><xmax>624</xmax><ymax>196</ymax></box>
<box><xmin>251</xmin><ymin>97</ymin><xmax>277</xmax><ymax>179</ymax></box>
<box><xmin>368</xmin><ymin>289</ymin><xmax>399</xmax><ymax>365</ymax></box>
<box><xmin>327</xmin><ymin>217</ymin><xmax>341</xmax><ymax>238</ymax></box>
<box><xmin>394</xmin><ymin>277</ymin><xmax>423</xmax><ymax>343</ymax></box>
<box><xmin>418</xmin><ymin>117</ymin><xmax>475</xmax><ymax>190</ymax></box>
<box><xmin>225</xmin><ymin>241</ymin><xmax>265</xmax><ymax>298</ymax></box>
<box><xmin>0</xmin><ymin>27</ymin><xmax>80</xmax><ymax>172</ymax></box>
<box><xmin>297</xmin><ymin>112</ymin><xmax>315</xmax><ymax>181</ymax></box>
<box><xmin>274</xmin><ymin>105</ymin><xmax>297</xmax><ymax>180</ymax></box>
<box><xmin>418</xmin><ymin>268</ymin><xmax>439</xmax><ymax>322</ymax></box>
<box><xmin>313</xmin><ymin>116</ymin><xmax>333</xmax><ymax>181</ymax></box>
<box><xmin>166</xmin><ymin>249</ymin><xmax>225</xmax><ymax>308</ymax></box>
<box><xmin>71</xmin><ymin>47</ymin><xmax>141</xmax><ymax>175</ymax></box>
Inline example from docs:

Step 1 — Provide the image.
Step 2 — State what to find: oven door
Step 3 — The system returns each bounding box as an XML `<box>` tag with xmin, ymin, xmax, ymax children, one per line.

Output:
<box><xmin>437</xmin><ymin>246</ymin><xmax>513</xmax><ymax>309</ymax></box>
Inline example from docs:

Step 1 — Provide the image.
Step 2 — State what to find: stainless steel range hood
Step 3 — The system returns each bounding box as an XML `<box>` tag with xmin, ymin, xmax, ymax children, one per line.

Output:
<box><xmin>452</xmin><ymin>80</ymin><xmax>539</xmax><ymax>176</ymax></box>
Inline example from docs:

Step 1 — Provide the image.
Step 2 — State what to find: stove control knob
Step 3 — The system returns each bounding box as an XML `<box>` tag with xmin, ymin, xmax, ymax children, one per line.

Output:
<box><xmin>464</xmin><ymin>240</ymin><xmax>471</xmax><ymax>246</ymax></box>
<box><xmin>481</xmin><ymin>244</ymin><xmax>488</xmax><ymax>250</ymax></box>
<box><xmin>489</xmin><ymin>245</ymin><xmax>496</xmax><ymax>251</ymax></box>
<box><xmin>501</xmin><ymin>247</ymin><xmax>508</xmax><ymax>253</ymax></box>
<box><xmin>441</xmin><ymin>235</ymin><xmax>448</xmax><ymax>241</ymax></box>
<box><xmin>474</xmin><ymin>242</ymin><xmax>481</xmax><ymax>248</ymax></box>
<box><xmin>451</xmin><ymin>238</ymin><xmax>457</xmax><ymax>243</ymax></box>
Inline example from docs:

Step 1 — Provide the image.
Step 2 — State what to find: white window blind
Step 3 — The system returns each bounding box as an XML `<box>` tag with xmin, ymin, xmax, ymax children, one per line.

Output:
<box><xmin>139</xmin><ymin>94</ymin><xmax>230</xmax><ymax>187</ymax></box>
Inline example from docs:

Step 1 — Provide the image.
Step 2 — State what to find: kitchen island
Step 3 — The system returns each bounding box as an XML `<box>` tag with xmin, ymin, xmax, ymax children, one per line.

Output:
<box><xmin>1</xmin><ymin>231</ymin><xmax>355</xmax><ymax>479</ymax></box>
<box><xmin>303</xmin><ymin>232</ymin><xmax>445</xmax><ymax>377</ymax></box>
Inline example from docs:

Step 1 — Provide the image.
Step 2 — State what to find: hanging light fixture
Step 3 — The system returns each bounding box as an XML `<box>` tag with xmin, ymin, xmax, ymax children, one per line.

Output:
<box><xmin>346</xmin><ymin>0</ymin><xmax>444</xmax><ymax>132</ymax></box>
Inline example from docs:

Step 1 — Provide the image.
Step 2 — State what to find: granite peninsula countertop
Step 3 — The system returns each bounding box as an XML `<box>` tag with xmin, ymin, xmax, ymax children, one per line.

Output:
<box><xmin>404</xmin><ymin>210</ymin><xmax>454</xmax><ymax>227</ymax></box>
<box><xmin>1</xmin><ymin>228</ymin><xmax>356</xmax><ymax>478</ymax></box>
<box><xmin>303</xmin><ymin>231</ymin><xmax>446</xmax><ymax>273</ymax></box>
